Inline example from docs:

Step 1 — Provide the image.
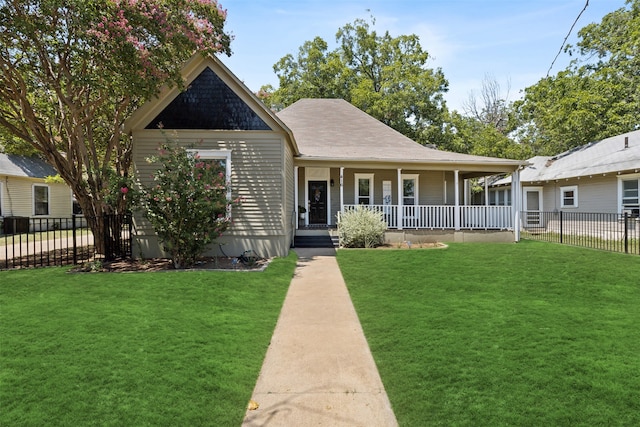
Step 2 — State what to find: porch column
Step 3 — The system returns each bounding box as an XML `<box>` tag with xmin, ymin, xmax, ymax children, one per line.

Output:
<box><xmin>464</xmin><ymin>179</ymin><xmax>469</xmax><ymax>205</ymax></box>
<box><xmin>513</xmin><ymin>167</ymin><xmax>521</xmax><ymax>242</ymax></box>
<box><xmin>397</xmin><ymin>168</ymin><xmax>403</xmax><ymax>230</ymax></box>
<box><xmin>454</xmin><ymin>170</ymin><xmax>460</xmax><ymax>230</ymax></box>
<box><xmin>484</xmin><ymin>176</ymin><xmax>489</xmax><ymax>206</ymax></box>
<box><xmin>294</xmin><ymin>166</ymin><xmax>299</xmax><ymax>230</ymax></box>
<box><xmin>340</xmin><ymin>167</ymin><xmax>344</xmax><ymax>220</ymax></box>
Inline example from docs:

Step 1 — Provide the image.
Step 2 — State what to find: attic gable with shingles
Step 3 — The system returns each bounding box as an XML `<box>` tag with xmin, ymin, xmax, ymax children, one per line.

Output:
<box><xmin>146</xmin><ymin>67</ymin><xmax>271</xmax><ymax>131</ymax></box>
<box><xmin>124</xmin><ymin>54</ymin><xmax>298</xmax><ymax>155</ymax></box>
<box><xmin>277</xmin><ymin>98</ymin><xmax>523</xmax><ymax>167</ymax></box>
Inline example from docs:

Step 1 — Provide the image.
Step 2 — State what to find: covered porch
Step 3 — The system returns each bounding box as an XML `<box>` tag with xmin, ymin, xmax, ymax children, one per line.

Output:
<box><xmin>294</xmin><ymin>164</ymin><xmax>522</xmax><ymax>232</ymax></box>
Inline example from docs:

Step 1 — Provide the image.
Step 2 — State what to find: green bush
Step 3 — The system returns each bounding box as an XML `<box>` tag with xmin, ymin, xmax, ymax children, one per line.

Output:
<box><xmin>139</xmin><ymin>141</ymin><xmax>238</xmax><ymax>268</ymax></box>
<box><xmin>338</xmin><ymin>206</ymin><xmax>387</xmax><ymax>248</ymax></box>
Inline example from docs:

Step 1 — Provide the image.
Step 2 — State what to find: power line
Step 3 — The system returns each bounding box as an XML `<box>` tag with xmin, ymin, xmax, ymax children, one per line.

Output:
<box><xmin>546</xmin><ymin>0</ymin><xmax>589</xmax><ymax>77</ymax></box>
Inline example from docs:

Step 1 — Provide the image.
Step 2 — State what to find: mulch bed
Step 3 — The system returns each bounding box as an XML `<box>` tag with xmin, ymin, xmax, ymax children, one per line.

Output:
<box><xmin>70</xmin><ymin>256</ymin><xmax>270</xmax><ymax>273</ymax></box>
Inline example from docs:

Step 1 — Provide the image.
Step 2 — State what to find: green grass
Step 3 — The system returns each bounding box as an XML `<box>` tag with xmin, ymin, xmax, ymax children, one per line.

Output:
<box><xmin>337</xmin><ymin>241</ymin><xmax>640</xmax><ymax>426</ymax></box>
<box><xmin>0</xmin><ymin>252</ymin><xmax>297</xmax><ymax>426</ymax></box>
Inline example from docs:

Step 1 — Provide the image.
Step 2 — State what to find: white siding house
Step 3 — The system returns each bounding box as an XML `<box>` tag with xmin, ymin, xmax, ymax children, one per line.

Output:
<box><xmin>489</xmin><ymin>130</ymin><xmax>640</xmax><ymax>217</ymax></box>
<box><xmin>0</xmin><ymin>153</ymin><xmax>73</xmax><ymax>233</ymax></box>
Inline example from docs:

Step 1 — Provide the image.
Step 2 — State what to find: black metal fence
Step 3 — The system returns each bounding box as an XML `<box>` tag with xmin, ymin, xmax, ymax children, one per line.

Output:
<box><xmin>0</xmin><ymin>214</ymin><xmax>132</xmax><ymax>270</ymax></box>
<box><xmin>521</xmin><ymin>211</ymin><xmax>639</xmax><ymax>255</ymax></box>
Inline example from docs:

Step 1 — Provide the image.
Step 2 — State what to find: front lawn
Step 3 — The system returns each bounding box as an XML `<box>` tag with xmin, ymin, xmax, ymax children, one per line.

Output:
<box><xmin>338</xmin><ymin>241</ymin><xmax>640</xmax><ymax>426</ymax></box>
<box><xmin>0</xmin><ymin>252</ymin><xmax>297</xmax><ymax>426</ymax></box>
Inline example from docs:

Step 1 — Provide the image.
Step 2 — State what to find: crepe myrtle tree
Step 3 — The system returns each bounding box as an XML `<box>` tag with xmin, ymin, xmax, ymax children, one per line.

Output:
<box><xmin>0</xmin><ymin>0</ymin><xmax>231</xmax><ymax>256</ymax></box>
<box><xmin>140</xmin><ymin>142</ymin><xmax>240</xmax><ymax>269</ymax></box>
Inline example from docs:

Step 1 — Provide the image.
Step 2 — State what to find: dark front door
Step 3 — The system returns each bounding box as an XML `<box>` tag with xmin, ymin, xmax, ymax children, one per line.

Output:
<box><xmin>308</xmin><ymin>181</ymin><xmax>327</xmax><ymax>224</ymax></box>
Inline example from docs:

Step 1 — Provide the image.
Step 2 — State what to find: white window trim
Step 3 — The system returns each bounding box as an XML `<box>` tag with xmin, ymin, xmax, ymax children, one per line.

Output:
<box><xmin>0</xmin><ymin>180</ymin><xmax>3</xmax><ymax>217</ymax></box>
<box><xmin>33</xmin><ymin>183</ymin><xmax>50</xmax><ymax>216</ymax></box>
<box><xmin>618</xmin><ymin>173</ymin><xmax>640</xmax><ymax>214</ymax></box>
<box><xmin>188</xmin><ymin>149</ymin><xmax>233</xmax><ymax>217</ymax></box>
<box><xmin>560</xmin><ymin>185</ymin><xmax>578</xmax><ymax>208</ymax></box>
<box><xmin>354</xmin><ymin>173</ymin><xmax>374</xmax><ymax>205</ymax></box>
<box><xmin>401</xmin><ymin>174</ymin><xmax>419</xmax><ymax>205</ymax></box>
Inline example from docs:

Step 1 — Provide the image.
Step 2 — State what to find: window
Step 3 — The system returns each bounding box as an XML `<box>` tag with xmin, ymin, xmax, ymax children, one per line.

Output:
<box><xmin>622</xmin><ymin>180</ymin><xmax>639</xmax><ymax>206</ymax></box>
<box><xmin>33</xmin><ymin>184</ymin><xmax>50</xmax><ymax>216</ymax></box>
<box><xmin>621</xmin><ymin>177</ymin><xmax>639</xmax><ymax>216</ymax></box>
<box><xmin>402</xmin><ymin>174</ymin><xmax>419</xmax><ymax>205</ymax></box>
<box><xmin>0</xmin><ymin>181</ymin><xmax>3</xmax><ymax>216</ymax></box>
<box><xmin>354</xmin><ymin>173</ymin><xmax>374</xmax><ymax>205</ymax></box>
<box><xmin>187</xmin><ymin>149</ymin><xmax>232</xmax><ymax>217</ymax></box>
<box><xmin>560</xmin><ymin>185</ymin><xmax>578</xmax><ymax>208</ymax></box>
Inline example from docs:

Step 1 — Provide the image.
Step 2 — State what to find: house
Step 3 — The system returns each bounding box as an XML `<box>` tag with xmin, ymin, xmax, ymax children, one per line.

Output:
<box><xmin>125</xmin><ymin>54</ymin><xmax>527</xmax><ymax>259</ymax></box>
<box><xmin>0</xmin><ymin>153</ymin><xmax>74</xmax><ymax>233</ymax></box>
<box><xmin>488</xmin><ymin>130</ymin><xmax>640</xmax><ymax>224</ymax></box>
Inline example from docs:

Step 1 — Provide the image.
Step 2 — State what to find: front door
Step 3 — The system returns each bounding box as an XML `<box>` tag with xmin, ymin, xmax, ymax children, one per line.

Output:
<box><xmin>524</xmin><ymin>187</ymin><xmax>543</xmax><ymax>227</ymax></box>
<box><xmin>308</xmin><ymin>181</ymin><xmax>327</xmax><ymax>224</ymax></box>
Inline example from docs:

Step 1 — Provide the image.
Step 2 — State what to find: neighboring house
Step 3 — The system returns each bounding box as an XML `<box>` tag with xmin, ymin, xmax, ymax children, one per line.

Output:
<box><xmin>0</xmin><ymin>153</ymin><xmax>74</xmax><ymax>233</ymax></box>
<box><xmin>488</xmin><ymin>130</ymin><xmax>640</xmax><ymax>223</ymax></box>
<box><xmin>125</xmin><ymin>54</ymin><xmax>527</xmax><ymax>259</ymax></box>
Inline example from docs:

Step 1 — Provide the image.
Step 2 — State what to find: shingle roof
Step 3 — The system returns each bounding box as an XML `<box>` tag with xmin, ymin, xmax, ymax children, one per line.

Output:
<box><xmin>0</xmin><ymin>153</ymin><xmax>57</xmax><ymax>179</ymax></box>
<box><xmin>277</xmin><ymin>99</ymin><xmax>523</xmax><ymax>167</ymax></box>
<box><xmin>493</xmin><ymin>130</ymin><xmax>640</xmax><ymax>185</ymax></box>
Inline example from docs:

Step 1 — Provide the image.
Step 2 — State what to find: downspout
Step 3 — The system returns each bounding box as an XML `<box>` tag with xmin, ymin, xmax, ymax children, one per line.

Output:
<box><xmin>294</xmin><ymin>166</ymin><xmax>299</xmax><ymax>230</ymax></box>
<box><xmin>339</xmin><ymin>166</ymin><xmax>344</xmax><ymax>216</ymax></box>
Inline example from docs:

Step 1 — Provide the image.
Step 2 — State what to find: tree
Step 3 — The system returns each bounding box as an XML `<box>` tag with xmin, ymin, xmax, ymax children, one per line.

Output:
<box><xmin>441</xmin><ymin>75</ymin><xmax>531</xmax><ymax>160</ymax></box>
<box><xmin>463</xmin><ymin>74</ymin><xmax>511</xmax><ymax>133</ymax></box>
<box><xmin>0</xmin><ymin>0</ymin><xmax>231</xmax><ymax>254</ymax></box>
<box><xmin>259</xmin><ymin>17</ymin><xmax>449</xmax><ymax>147</ymax></box>
<box><xmin>515</xmin><ymin>0</ymin><xmax>639</xmax><ymax>155</ymax></box>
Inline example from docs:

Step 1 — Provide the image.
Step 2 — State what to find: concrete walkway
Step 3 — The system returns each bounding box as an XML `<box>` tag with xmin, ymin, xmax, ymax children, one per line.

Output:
<box><xmin>242</xmin><ymin>248</ymin><xmax>398</xmax><ymax>426</ymax></box>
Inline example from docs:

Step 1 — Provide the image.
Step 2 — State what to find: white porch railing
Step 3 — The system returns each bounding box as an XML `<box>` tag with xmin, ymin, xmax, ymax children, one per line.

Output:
<box><xmin>342</xmin><ymin>205</ymin><xmax>513</xmax><ymax>230</ymax></box>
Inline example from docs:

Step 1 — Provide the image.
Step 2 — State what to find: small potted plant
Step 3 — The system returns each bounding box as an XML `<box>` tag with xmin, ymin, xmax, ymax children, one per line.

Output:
<box><xmin>298</xmin><ymin>205</ymin><xmax>307</xmax><ymax>220</ymax></box>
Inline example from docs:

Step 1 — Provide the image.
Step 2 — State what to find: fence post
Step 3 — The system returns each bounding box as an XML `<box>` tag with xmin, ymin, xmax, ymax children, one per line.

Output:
<box><xmin>624</xmin><ymin>212</ymin><xmax>629</xmax><ymax>254</ymax></box>
<box><xmin>127</xmin><ymin>213</ymin><xmax>133</xmax><ymax>258</ymax></box>
<box><xmin>72</xmin><ymin>214</ymin><xmax>77</xmax><ymax>265</ymax></box>
<box><xmin>559</xmin><ymin>211</ymin><xmax>563</xmax><ymax>244</ymax></box>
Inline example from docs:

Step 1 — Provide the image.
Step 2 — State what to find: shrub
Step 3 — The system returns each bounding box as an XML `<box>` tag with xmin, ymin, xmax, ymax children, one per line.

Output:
<box><xmin>338</xmin><ymin>206</ymin><xmax>387</xmax><ymax>248</ymax></box>
<box><xmin>139</xmin><ymin>141</ymin><xmax>238</xmax><ymax>268</ymax></box>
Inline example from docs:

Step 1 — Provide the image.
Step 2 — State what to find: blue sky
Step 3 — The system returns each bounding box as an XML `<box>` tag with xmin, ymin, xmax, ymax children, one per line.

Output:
<box><xmin>221</xmin><ymin>0</ymin><xmax>627</xmax><ymax>112</ymax></box>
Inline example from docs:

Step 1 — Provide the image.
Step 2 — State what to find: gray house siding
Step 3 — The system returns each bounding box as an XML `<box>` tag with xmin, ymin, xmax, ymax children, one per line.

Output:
<box><xmin>132</xmin><ymin>130</ymin><xmax>292</xmax><ymax>258</ymax></box>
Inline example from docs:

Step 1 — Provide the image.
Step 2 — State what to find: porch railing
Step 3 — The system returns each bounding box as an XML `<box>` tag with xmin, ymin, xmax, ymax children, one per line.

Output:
<box><xmin>342</xmin><ymin>205</ymin><xmax>513</xmax><ymax>230</ymax></box>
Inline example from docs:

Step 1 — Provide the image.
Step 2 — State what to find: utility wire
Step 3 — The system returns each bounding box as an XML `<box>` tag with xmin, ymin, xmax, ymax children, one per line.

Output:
<box><xmin>546</xmin><ymin>0</ymin><xmax>589</xmax><ymax>77</ymax></box>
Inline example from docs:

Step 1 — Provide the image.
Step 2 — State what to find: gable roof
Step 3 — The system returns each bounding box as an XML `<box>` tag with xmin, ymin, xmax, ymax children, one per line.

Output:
<box><xmin>124</xmin><ymin>54</ymin><xmax>298</xmax><ymax>154</ymax></box>
<box><xmin>0</xmin><ymin>153</ymin><xmax>57</xmax><ymax>179</ymax></box>
<box><xmin>493</xmin><ymin>130</ymin><xmax>640</xmax><ymax>186</ymax></box>
<box><xmin>145</xmin><ymin>67</ymin><xmax>271</xmax><ymax>131</ymax></box>
<box><xmin>277</xmin><ymin>99</ymin><xmax>525</xmax><ymax>169</ymax></box>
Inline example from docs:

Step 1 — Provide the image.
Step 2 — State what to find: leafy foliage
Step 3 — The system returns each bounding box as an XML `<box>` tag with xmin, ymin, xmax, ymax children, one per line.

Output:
<box><xmin>259</xmin><ymin>17</ymin><xmax>449</xmax><ymax>147</ymax></box>
<box><xmin>0</xmin><ymin>0</ymin><xmax>230</xmax><ymax>252</ymax></box>
<box><xmin>140</xmin><ymin>142</ymin><xmax>237</xmax><ymax>269</ymax></box>
<box><xmin>515</xmin><ymin>0</ymin><xmax>640</xmax><ymax>155</ymax></box>
<box><xmin>338</xmin><ymin>206</ymin><xmax>387</xmax><ymax>248</ymax></box>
